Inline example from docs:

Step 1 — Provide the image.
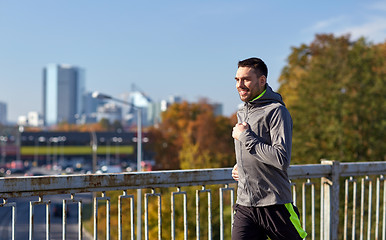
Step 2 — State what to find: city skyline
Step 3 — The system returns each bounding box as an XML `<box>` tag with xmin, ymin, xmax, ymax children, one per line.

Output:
<box><xmin>1</xmin><ymin>1</ymin><xmax>386</xmax><ymax>122</ymax></box>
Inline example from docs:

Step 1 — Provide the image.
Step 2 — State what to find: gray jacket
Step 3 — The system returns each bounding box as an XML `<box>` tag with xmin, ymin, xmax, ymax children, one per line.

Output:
<box><xmin>235</xmin><ymin>84</ymin><xmax>293</xmax><ymax>207</ymax></box>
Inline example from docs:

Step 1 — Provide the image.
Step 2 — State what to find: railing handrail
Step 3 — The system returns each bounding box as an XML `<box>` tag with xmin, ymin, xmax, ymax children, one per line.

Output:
<box><xmin>0</xmin><ymin>161</ymin><xmax>385</xmax><ymax>199</ymax></box>
<box><xmin>0</xmin><ymin>168</ymin><xmax>234</xmax><ymax>198</ymax></box>
<box><xmin>340</xmin><ymin>161</ymin><xmax>386</xmax><ymax>176</ymax></box>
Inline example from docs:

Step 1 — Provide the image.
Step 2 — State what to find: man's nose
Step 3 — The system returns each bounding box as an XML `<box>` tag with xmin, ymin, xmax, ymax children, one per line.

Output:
<box><xmin>237</xmin><ymin>80</ymin><xmax>245</xmax><ymax>88</ymax></box>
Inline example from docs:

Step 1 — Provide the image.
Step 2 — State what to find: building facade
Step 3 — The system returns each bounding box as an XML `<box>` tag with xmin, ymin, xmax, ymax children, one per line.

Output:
<box><xmin>0</xmin><ymin>102</ymin><xmax>7</xmax><ymax>125</ymax></box>
<box><xmin>96</xmin><ymin>102</ymin><xmax>122</xmax><ymax>124</ymax></box>
<box><xmin>43</xmin><ymin>64</ymin><xmax>85</xmax><ymax>126</ymax></box>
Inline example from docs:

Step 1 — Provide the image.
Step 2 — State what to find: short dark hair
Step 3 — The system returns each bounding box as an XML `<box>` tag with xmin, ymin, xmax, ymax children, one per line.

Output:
<box><xmin>238</xmin><ymin>57</ymin><xmax>268</xmax><ymax>78</ymax></box>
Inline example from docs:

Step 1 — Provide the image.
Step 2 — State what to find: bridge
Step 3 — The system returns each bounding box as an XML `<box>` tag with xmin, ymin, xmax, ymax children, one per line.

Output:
<box><xmin>0</xmin><ymin>160</ymin><xmax>385</xmax><ymax>240</ymax></box>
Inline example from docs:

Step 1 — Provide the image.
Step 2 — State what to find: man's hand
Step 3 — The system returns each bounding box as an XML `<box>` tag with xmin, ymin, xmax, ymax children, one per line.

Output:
<box><xmin>232</xmin><ymin>122</ymin><xmax>249</xmax><ymax>140</ymax></box>
<box><xmin>232</xmin><ymin>164</ymin><xmax>239</xmax><ymax>181</ymax></box>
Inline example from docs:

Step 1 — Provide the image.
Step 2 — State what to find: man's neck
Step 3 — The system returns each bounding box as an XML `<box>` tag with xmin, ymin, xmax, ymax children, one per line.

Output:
<box><xmin>249</xmin><ymin>87</ymin><xmax>267</xmax><ymax>102</ymax></box>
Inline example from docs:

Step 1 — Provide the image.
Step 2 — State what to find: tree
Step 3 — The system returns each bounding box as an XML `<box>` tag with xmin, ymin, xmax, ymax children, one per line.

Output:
<box><xmin>278</xmin><ymin>34</ymin><xmax>386</xmax><ymax>164</ymax></box>
<box><xmin>148</xmin><ymin>100</ymin><xmax>236</xmax><ymax>170</ymax></box>
<box><xmin>99</xmin><ymin>118</ymin><xmax>111</xmax><ymax>131</ymax></box>
<box><xmin>111</xmin><ymin>120</ymin><xmax>123</xmax><ymax>132</ymax></box>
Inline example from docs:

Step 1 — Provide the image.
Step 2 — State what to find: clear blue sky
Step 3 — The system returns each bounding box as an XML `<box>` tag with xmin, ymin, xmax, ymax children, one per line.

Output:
<box><xmin>1</xmin><ymin>0</ymin><xmax>386</xmax><ymax>122</ymax></box>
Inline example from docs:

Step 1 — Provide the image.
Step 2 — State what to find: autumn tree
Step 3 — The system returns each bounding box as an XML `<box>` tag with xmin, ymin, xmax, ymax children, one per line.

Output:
<box><xmin>148</xmin><ymin>100</ymin><xmax>236</xmax><ymax>170</ymax></box>
<box><xmin>278</xmin><ymin>34</ymin><xmax>386</xmax><ymax>164</ymax></box>
<box><xmin>51</xmin><ymin>118</ymin><xmax>123</xmax><ymax>132</ymax></box>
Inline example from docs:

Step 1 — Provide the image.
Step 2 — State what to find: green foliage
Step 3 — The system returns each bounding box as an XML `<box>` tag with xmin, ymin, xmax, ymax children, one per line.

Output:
<box><xmin>279</xmin><ymin>34</ymin><xmax>386</xmax><ymax>164</ymax></box>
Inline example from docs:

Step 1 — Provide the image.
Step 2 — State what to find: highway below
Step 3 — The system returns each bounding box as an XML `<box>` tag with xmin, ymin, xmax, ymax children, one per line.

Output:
<box><xmin>0</xmin><ymin>193</ymin><xmax>93</xmax><ymax>239</ymax></box>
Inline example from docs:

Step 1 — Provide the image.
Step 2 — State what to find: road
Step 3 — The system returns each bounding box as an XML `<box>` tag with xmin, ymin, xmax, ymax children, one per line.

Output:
<box><xmin>0</xmin><ymin>194</ymin><xmax>93</xmax><ymax>240</ymax></box>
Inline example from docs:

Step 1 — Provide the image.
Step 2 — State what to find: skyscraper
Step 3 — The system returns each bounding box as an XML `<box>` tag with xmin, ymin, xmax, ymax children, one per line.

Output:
<box><xmin>43</xmin><ymin>64</ymin><xmax>85</xmax><ymax>126</ymax></box>
<box><xmin>0</xmin><ymin>102</ymin><xmax>7</xmax><ymax>125</ymax></box>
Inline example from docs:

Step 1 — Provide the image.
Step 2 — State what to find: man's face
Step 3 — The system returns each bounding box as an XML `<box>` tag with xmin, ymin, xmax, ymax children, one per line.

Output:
<box><xmin>235</xmin><ymin>67</ymin><xmax>266</xmax><ymax>102</ymax></box>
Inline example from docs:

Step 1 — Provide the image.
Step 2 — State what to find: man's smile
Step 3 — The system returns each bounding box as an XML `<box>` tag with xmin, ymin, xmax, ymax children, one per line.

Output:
<box><xmin>238</xmin><ymin>88</ymin><xmax>249</xmax><ymax>96</ymax></box>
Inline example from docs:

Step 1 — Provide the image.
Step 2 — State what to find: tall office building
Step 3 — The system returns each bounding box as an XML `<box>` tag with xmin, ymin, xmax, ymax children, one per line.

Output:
<box><xmin>43</xmin><ymin>64</ymin><xmax>85</xmax><ymax>126</ymax></box>
<box><xmin>0</xmin><ymin>102</ymin><xmax>7</xmax><ymax>125</ymax></box>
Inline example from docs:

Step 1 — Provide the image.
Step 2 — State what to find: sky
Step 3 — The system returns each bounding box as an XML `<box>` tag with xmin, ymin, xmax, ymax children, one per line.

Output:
<box><xmin>1</xmin><ymin>0</ymin><xmax>386</xmax><ymax>122</ymax></box>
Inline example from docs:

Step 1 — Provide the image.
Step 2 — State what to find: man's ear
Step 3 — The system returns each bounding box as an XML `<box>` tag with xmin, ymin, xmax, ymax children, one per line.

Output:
<box><xmin>260</xmin><ymin>75</ymin><xmax>267</xmax><ymax>85</ymax></box>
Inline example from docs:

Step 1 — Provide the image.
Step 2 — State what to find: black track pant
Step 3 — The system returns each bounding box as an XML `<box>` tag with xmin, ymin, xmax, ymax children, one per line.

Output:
<box><xmin>231</xmin><ymin>203</ymin><xmax>307</xmax><ymax>240</ymax></box>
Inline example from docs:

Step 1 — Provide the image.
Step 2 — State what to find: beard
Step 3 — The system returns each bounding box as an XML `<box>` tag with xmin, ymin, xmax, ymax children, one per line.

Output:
<box><xmin>238</xmin><ymin>88</ymin><xmax>252</xmax><ymax>102</ymax></box>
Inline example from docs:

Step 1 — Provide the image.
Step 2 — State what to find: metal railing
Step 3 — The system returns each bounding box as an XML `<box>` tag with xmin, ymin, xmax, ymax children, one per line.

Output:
<box><xmin>0</xmin><ymin>160</ymin><xmax>385</xmax><ymax>240</ymax></box>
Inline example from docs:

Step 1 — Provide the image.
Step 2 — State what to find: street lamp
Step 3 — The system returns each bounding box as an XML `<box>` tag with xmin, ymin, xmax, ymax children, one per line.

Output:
<box><xmin>92</xmin><ymin>91</ymin><xmax>143</xmax><ymax>240</ymax></box>
<box><xmin>58</xmin><ymin>136</ymin><xmax>66</xmax><ymax>162</ymax></box>
<box><xmin>112</xmin><ymin>137</ymin><xmax>123</xmax><ymax>164</ymax></box>
<box><xmin>99</xmin><ymin>137</ymin><xmax>111</xmax><ymax>166</ymax></box>
<box><xmin>50</xmin><ymin>137</ymin><xmax>59</xmax><ymax>168</ymax></box>
<box><xmin>46</xmin><ymin>137</ymin><xmax>51</xmax><ymax>167</ymax></box>
<box><xmin>33</xmin><ymin>136</ymin><xmax>46</xmax><ymax>167</ymax></box>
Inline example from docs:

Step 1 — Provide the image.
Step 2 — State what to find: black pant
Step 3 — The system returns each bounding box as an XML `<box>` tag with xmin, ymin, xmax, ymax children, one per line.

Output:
<box><xmin>231</xmin><ymin>203</ymin><xmax>307</xmax><ymax>240</ymax></box>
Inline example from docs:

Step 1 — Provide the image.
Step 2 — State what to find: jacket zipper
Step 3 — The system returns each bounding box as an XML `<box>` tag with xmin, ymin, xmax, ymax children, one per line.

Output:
<box><xmin>239</xmin><ymin>103</ymin><xmax>254</xmax><ymax>205</ymax></box>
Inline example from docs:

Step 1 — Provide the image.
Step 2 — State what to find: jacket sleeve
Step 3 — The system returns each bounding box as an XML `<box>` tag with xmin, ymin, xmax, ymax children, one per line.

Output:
<box><xmin>238</xmin><ymin>106</ymin><xmax>293</xmax><ymax>170</ymax></box>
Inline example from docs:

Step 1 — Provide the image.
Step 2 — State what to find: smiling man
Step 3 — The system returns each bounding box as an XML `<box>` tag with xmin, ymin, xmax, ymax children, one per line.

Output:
<box><xmin>231</xmin><ymin>57</ymin><xmax>307</xmax><ymax>240</ymax></box>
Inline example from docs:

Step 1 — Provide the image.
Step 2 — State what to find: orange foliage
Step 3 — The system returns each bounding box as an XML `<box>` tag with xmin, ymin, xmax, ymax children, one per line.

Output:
<box><xmin>148</xmin><ymin>100</ymin><xmax>235</xmax><ymax>170</ymax></box>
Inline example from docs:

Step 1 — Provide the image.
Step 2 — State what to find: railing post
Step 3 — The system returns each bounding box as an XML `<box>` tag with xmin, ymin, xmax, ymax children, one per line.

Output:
<box><xmin>321</xmin><ymin>160</ymin><xmax>341</xmax><ymax>240</ymax></box>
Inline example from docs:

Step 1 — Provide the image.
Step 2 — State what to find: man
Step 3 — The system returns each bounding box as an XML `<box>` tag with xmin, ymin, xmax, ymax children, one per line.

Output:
<box><xmin>231</xmin><ymin>57</ymin><xmax>307</xmax><ymax>239</ymax></box>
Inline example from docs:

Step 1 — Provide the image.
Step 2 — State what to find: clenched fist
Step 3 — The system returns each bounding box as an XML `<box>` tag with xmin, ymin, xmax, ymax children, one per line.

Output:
<box><xmin>232</xmin><ymin>122</ymin><xmax>249</xmax><ymax>140</ymax></box>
